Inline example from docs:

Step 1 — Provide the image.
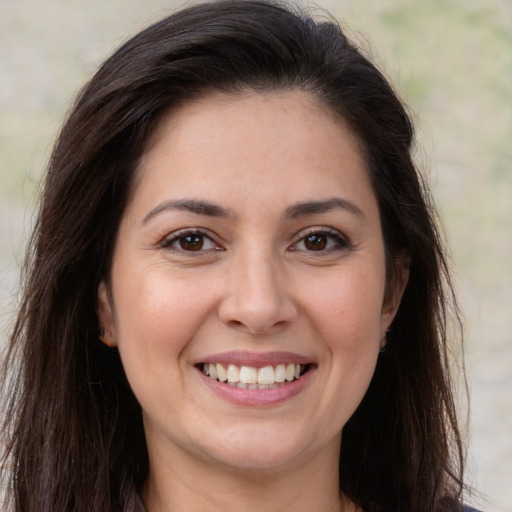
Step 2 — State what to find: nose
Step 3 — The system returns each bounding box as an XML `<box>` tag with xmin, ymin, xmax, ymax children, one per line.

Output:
<box><xmin>218</xmin><ymin>246</ymin><xmax>298</xmax><ymax>335</ymax></box>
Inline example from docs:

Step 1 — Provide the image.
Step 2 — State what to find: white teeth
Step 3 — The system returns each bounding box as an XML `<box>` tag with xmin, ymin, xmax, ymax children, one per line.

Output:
<box><xmin>257</xmin><ymin>365</ymin><xmax>275</xmax><ymax>385</ymax></box>
<box><xmin>227</xmin><ymin>364</ymin><xmax>240</xmax><ymax>383</ymax></box>
<box><xmin>275</xmin><ymin>364</ymin><xmax>286</xmax><ymax>382</ymax></box>
<box><xmin>236</xmin><ymin>382</ymin><xmax>281</xmax><ymax>390</ymax></box>
<box><xmin>203</xmin><ymin>362</ymin><xmax>307</xmax><ymax>386</ymax></box>
<box><xmin>208</xmin><ymin>363</ymin><xmax>218</xmax><ymax>380</ymax></box>
<box><xmin>216</xmin><ymin>364</ymin><xmax>228</xmax><ymax>382</ymax></box>
<box><xmin>285</xmin><ymin>363</ymin><xmax>295</xmax><ymax>381</ymax></box>
<box><xmin>239</xmin><ymin>366</ymin><xmax>257</xmax><ymax>384</ymax></box>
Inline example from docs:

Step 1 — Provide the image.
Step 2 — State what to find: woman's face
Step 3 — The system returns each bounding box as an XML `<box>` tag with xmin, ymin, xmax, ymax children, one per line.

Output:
<box><xmin>98</xmin><ymin>90</ymin><xmax>406</xmax><ymax>473</ymax></box>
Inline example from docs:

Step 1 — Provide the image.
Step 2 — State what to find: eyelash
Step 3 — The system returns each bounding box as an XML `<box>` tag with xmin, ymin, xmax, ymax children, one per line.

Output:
<box><xmin>291</xmin><ymin>227</ymin><xmax>351</xmax><ymax>253</ymax></box>
<box><xmin>160</xmin><ymin>227</ymin><xmax>350</xmax><ymax>254</ymax></box>
<box><xmin>160</xmin><ymin>229</ymin><xmax>222</xmax><ymax>253</ymax></box>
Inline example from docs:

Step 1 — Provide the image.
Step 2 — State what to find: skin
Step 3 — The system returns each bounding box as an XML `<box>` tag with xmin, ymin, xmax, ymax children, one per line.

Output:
<box><xmin>98</xmin><ymin>90</ymin><xmax>408</xmax><ymax>512</ymax></box>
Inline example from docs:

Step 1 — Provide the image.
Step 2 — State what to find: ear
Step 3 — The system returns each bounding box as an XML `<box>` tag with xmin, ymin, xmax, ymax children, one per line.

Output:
<box><xmin>97</xmin><ymin>280</ymin><xmax>117</xmax><ymax>347</ymax></box>
<box><xmin>380</xmin><ymin>253</ymin><xmax>410</xmax><ymax>336</ymax></box>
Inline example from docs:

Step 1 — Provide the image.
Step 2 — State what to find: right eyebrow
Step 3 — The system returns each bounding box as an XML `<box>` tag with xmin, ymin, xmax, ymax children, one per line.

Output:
<box><xmin>284</xmin><ymin>197</ymin><xmax>365</xmax><ymax>221</ymax></box>
<box><xmin>142</xmin><ymin>199</ymin><xmax>233</xmax><ymax>224</ymax></box>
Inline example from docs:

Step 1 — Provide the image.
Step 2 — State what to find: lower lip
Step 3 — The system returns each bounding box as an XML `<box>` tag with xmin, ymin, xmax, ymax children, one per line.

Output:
<box><xmin>197</xmin><ymin>367</ymin><xmax>315</xmax><ymax>406</ymax></box>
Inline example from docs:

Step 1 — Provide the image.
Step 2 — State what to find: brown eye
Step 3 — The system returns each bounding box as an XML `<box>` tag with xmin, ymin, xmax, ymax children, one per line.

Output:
<box><xmin>291</xmin><ymin>229</ymin><xmax>350</xmax><ymax>253</ymax></box>
<box><xmin>162</xmin><ymin>230</ymin><xmax>220</xmax><ymax>253</ymax></box>
<box><xmin>178</xmin><ymin>234</ymin><xmax>204</xmax><ymax>251</ymax></box>
<box><xmin>304</xmin><ymin>233</ymin><xmax>328</xmax><ymax>251</ymax></box>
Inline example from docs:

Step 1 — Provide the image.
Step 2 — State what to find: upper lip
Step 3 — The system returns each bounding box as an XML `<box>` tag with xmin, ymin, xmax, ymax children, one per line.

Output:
<box><xmin>195</xmin><ymin>350</ymin><xmax>315</xmax><ymax>368</ymax></box>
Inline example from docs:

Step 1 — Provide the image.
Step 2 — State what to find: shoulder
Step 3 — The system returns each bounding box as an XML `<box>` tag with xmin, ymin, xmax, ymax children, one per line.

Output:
<box><xmin>463</xmin><ymin>507</ymin><xmax>483</xmax><ymax>512</ymax></box>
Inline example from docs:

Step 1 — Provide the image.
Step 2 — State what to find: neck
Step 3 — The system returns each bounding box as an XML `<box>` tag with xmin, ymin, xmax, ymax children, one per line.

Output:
<box><xmin>142</xmin><ymin>434</ymin><xmax>357</xmax><ymax>512</ymax></box>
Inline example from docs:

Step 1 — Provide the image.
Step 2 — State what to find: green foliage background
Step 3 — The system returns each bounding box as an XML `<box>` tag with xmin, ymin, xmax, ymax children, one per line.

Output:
<box><xmin>1</xmin><ymin>1</ymin><xmax>510</xmax><ymax>510</ymax></box>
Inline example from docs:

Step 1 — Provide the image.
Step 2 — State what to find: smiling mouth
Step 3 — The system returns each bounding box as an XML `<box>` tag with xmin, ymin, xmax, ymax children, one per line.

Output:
<box><xmin>197</xmin><ymin>363</ymin><xmax>311</xmax><ymax>390</ymax></box>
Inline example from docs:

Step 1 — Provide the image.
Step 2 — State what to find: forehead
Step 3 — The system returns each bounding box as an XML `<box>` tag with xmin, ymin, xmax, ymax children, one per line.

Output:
<box><xmin>147</xmin><ymin>89</ymin><xmax>350</xmax><ymax>141</ymax></box>
<box><xmin>132</xmin><ymin>90</ymin><xmax>375</xmax><ymax>218</ymax></box>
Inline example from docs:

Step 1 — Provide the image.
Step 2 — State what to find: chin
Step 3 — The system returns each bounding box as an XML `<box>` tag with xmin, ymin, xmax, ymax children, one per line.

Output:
<box><xmin>197</xmin><ymin>423</ymin><xmax>316</xmax><ymax>472</ymax></box>
<box><xmin>211</xmin><ymin>447</ymin><xmax>302</xmax><ymax>473</ymax></box>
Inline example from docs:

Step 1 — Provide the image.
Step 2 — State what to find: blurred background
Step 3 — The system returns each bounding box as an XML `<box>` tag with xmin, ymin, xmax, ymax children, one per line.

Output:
<box><xmin>1</xmin><ymin>0</ymin><xmax>510</xmax><ymax>510</ymax></box>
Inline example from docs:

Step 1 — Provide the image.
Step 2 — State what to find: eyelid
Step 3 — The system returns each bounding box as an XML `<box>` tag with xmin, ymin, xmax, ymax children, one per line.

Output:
<box><xmin>290</xmin><ymin>226</ymin><xmax>351</xmax><ymax>251</ymax></box>
<box><xmin>160</xmin><ymin>228</ymin><xmax>223</xmax><ymax>252</ymax></box>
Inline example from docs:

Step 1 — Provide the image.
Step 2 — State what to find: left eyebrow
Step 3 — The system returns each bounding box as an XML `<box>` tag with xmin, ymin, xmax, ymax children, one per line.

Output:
<box><xmin>284</xmin><ymin>198</ymin><xmax>365</xmax><ymax>220</ymax></box>
<box><xmin>142</xmin><ymin>199</ymin><xmax>233</xmax><ymax>224</ymax></box>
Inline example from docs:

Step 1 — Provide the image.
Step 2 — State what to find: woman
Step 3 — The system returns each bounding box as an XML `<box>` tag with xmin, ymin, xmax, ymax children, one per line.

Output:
<box><xmin>1</xmin><ymin>1</ymin><xmax>477</xmax><ymax>510</ymax></box>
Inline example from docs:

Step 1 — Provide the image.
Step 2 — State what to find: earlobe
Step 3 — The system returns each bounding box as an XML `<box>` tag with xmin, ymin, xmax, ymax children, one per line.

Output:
<box><xmin>97</xmin><ymin>281</ymin><xmax>117</xmax><ymax>347</ymax></box>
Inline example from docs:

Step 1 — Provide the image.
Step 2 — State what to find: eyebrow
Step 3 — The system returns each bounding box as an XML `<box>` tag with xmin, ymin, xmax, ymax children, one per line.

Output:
<box><xmin>284</xmin><ymin>198</ymin><xmax>365</xmax><ymax>220</ymax></box>
<box><xmin>142</xmin><ymin>199</ymin><xmax>232</xmax><ymax>224</ymax></box>
<box><xmin>142</xmin><ymin>197</ymin><xmax>365</xmax><ymax>224</ymax></box>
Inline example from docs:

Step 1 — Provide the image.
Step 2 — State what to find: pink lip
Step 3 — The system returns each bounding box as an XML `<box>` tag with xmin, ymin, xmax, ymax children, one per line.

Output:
<box><xmin>197</xmin><ymin>350</ymin><xmax>314</xmax><ymax>368</ymax></box>
<box><xmin>195</xmin><ymin>364</ymin><xmax>316</xmax><ymax>407</ymax></box>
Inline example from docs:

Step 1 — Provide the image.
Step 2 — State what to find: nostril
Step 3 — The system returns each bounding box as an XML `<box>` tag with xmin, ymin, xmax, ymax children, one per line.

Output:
<box><xmin>226</xmin><ymin>319</ymin><xmax>245</xmax><ymax>331</ymax></box>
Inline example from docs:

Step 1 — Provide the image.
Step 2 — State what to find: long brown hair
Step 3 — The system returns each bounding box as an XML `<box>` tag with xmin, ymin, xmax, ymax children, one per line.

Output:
<box><xmin>1</xmin><ymin>1</ymin><xmax>466</xmax><ymax>510</ymax></box>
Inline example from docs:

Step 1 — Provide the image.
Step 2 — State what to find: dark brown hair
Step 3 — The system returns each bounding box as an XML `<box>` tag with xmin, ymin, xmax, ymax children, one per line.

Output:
<box><xmin>1</xmin><ymin>1</ymin><xmax>466</xmax><ymax>511</ymax></box>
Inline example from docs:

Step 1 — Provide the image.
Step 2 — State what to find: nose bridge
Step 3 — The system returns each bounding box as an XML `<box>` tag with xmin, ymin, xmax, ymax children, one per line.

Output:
<box><xmin>219</xmin><ymin>238</ymin><xmax>296</xmax><ymax>334</ymax></box>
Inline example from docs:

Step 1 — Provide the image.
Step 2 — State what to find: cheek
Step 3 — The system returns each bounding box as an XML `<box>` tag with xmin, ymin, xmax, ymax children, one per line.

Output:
<box><xmin>110</xmin><ymin>271</ymin><xmax>220</xmax><ymax>433</ymax></box>
<box><xmin>300</xmin><ymin>264</ymin><xmax>385</xmax><ymax>344</ymax></box>
<box><xmin>114</xmin><ymin>268</ymin><xmax>212</xmax><ymax>343</ymax></box>
<box><xmin>111</xmin><ymin>269</ymin><xmax>216</xmax><ymax>392</ymax></box>
<box><xmin>298</xmin><ymin>264</ymin><xmax>384</xmax><ymax>410</ymax></box>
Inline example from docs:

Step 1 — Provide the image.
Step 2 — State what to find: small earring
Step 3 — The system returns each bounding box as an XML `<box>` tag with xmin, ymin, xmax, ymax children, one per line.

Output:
<box><xmin>99</xmin><ymin>329</ymin><xmax>115</xmax><ymax>347</ymax></box>
<box><xmin>99</xmin><ymin>329</ymin><xmax>112</xmax><ymax>341</ymax></box>
<box><xmin>379</xmin><ymin>329</ymin><xmax>390</xmax><ymax>353</ymax></box>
